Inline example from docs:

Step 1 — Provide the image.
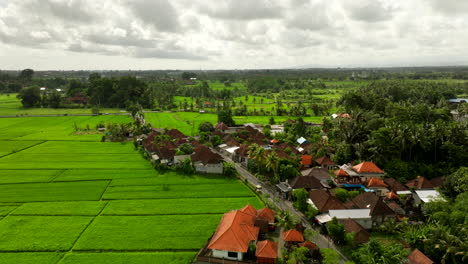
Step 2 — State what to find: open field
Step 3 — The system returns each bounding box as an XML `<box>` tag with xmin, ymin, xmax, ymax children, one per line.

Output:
<box><xmin>145</xmin><ymin>112</ymin><xmax>323</xmax><ymax>135</ymax></box>
<box><xmin>0</xmin><ymin>93</ymin><xmax>123</xmax><ymax>116</ymax></box>
<box><xmin>0</xmin><ymin>115</ymin><xmax>132</xmax><ymax>141</ymax></box>
<box><xmin>0</xmin><ymin>116</ymin><xmax>263</xmax><ymax>263</ymax></box>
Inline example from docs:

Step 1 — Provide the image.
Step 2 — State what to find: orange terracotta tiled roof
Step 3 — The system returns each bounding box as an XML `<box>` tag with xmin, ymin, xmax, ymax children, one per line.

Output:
<box><xmin>208</xmin><ymin>210</ymin><xmax>259</xmax><ymax>252</ymax></box>
<box><xmin>257</xmin><ymin>208</ymin><xmax>275</xmax><ymax>223</ymax></box>
<box><xmin>315</xmin><ymin>156</ymin><xmax>335</xmax><ymax>166</ymax></box>
<box><xmin>335</xmin><ymin>169</ymin><xmax>349</xmax><ymax>177</ymax></box>
<box><xmin>270</xmin><ymin>139</ymin><xmax>279</xmax><ymax>144</ymax></box>
<box><xmin>367</xmin><ymin>178</ymin><xmax>388</xmax><ymax>188</ymax></box>
<box><xmin>352</xmin><ymin>161</ymin><xmax>384</xmax><ymax>174</ymax></box>
<box><xmin>301</xmin><ymin>155</ymin><xmax>313</xmax><ymax>166</ymax></box>
<box><xmin>240</xmin><ymin>204</ymin><xmax>257</xmax><ymax>216</ymax></box>
<box><xmin>407</xmin><ymin>249</ymin><xmax>434</xmax><ymax>264</ymax></box>
<box><xmin>282</xmin><ymin>229</ymin><xmax>304</xmax><ymax>242</ymax></box>
<box><xmin>298</xmin><ymin>241</ymin><xmax>317</xmax><ymax>250</ymax></box>
<box><xmin>256</xmin><ymin>240</ymin><xmax>278</xmax><ymax>259</ymax></box>
<box><xmin>385</xmin><ymin>191</ymin><xmax>399</xmax><ymax>200</ymax></box>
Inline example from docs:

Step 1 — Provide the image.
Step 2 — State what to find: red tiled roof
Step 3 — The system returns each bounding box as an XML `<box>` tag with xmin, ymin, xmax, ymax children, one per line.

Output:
<box><xmin>257</xmin><ymin>208</ymin><xmax>275</xmax><ymax>223</ymax></box>
<box><xmin>335</xmin><ymin>169</ymin><xmax>349</xmax><ymax>177</ymax></box>
<box><xmin>270</xmin><ymin>139</ymin><xmax>279</xmax><ymax>144</ymax></box>
<box><xmin>367</xmin><ymin>178</ymin><xmax>388</xmax><ymax>188</ymax></box>
<box><xmin>282</xmin><ymin>229</ymin><xmax>304</xmax><ymax>242</ymax></box>
<box><xmin>298</xmin><ymin>241</ymin><xmax>317</xmax><ymax>250</ymax></box>
<box><xmin>208</xmin><ymin>210</ymin><xmax>260</xmax><ymax>252</ymax></box>
<box><xmin>256</xmin><ymin>240</ymin><xmax>278</xmax><ymax>259</ymax></box>
<box><xmin>385</xmin><ymin>191</ymin><xmax>399</xmax><ymax>200</ymax></box>
<box><xmin>351</xmin><ymin>192</ymin><xmax>379</xmax><ymax>209</ymax></box>
<box><xmin>406</xmin><ymin>176</ymin><xmax>434</xmax><ymax>190</ymax></box>
<box><xmin>301</xmin><ymin>155</ymin><xmax>313</xmax><ymax>166</ymax></box>
<box><xmin>408</xmin><ymin>249</ymin><xmax>434</xmax><ymax>264</ymax></box>
<box><xmin>315</xmin><ymin>156</ymin><xmax>335</xmax><ymax>166</ymax></box>
<box><xmin>240</xmin><ymin>204</ymin><xmax>257</xmax><ymax>216</ymax></box>
<box><xmin>191</xmin><ymin>145</ymin><xmax>223</xmax><ymax>164</ymax></box>
<box><xmin>352</xmin><ymin>162</ymin><xmax>384</xmax><ymax>174</ymax></box>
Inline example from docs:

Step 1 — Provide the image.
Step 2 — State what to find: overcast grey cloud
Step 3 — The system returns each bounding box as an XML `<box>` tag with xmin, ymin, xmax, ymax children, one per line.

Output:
<box><xmin>0</xmin><ymin>0</ymin><xmax>467</xmax><ymax>70</ymax></box>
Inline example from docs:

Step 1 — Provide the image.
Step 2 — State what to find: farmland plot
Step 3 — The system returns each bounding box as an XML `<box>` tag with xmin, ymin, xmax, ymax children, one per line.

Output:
<box><xmin>0</xmin><ymin>115</ymin><xmax>263</xmax><ymax>263</ymax></box>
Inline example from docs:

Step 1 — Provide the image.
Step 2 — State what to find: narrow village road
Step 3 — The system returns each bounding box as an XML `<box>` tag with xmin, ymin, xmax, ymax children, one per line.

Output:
<box><xmin>216</xmin><ymin>150</ymin><xmax>349</xmax><ymax>263</ymax></box>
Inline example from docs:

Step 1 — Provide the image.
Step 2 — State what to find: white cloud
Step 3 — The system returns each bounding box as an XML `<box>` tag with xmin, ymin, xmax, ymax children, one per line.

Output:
<box><xmin>0</xmin><ymin>0</ymin><xmax>466</xmax><ymax>69</ymax></box>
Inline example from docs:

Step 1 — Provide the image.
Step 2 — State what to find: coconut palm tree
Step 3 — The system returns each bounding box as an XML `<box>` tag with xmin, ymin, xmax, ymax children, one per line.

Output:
<box><xmin>265</xmin><ymin>151</ymin><xmax>280</xmax><ymax>182</ymax></box>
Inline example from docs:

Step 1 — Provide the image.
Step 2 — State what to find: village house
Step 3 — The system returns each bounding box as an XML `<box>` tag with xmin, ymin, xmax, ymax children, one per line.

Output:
<box><xmin>199</xmin><ymin>205</ymin><xmax>277</xmax><ymax>263</ymax></box>
<box><xmin>413</xmin><ymin>190</ymin><xmax>444</xmax><ymax>206</ymax></box>
<box><xmin>315</xmin><ymin>156</ymin><xmax>336</xmax><ymax>170</ymax></box>
<box><xmin>207</xmin><ymin>210</ymin><xmax>259</xmax><ymax>261</ymax></box>
<box><xmin>346</xmin><ymin>192</ymin><xmax>395</xmax><ymax>226</ymax></box>
<box><xmin>341</xmin><ymin>218</ymin><xmax>370</xmax><ymax>244</ymax></box>
<box><xmin>191</xmin><ymin>145</ymin><xmax>224</xmax><ymax>174</ymax></box>
<box><xmin>289</xmin><ymin>174</ymin><xmax>324</xmax><ymax>191</ymax></box>
<box><xmin>365</xmin><ymin>178</ymin><xmax>389</xmax><ymax>196</ymax></box>
<box><xmin>316</xmin><ymin>209</ymin><xmax>373</xmax><ymax>229</ymax></box>
<box><xmin>255</xmin><ymin>240</ymin><xmax>278</xmax><ymax>264</ymax></box>
<box><xmin>309</xmin><ymin>189</ymin><xmax>346</xmax><ymax>213</ymax></box>
<box><xmin>282</xmin><ymin>229</ymin><xmax>304</xmax><ymax>247</ymax></box>
<box><xmin>406</xmin><ymin>176</ymin><xmax>435</xmax><ymax>190</ymax></box>
<box><xmin>334</xmin><ymin>161</ymin><xmax>385</xmax><ymax>185</ymax></box>
<box><xmin>384</xmin><ymin>178</ymin><xmax>412</xmax><ymax>195</ymax></box>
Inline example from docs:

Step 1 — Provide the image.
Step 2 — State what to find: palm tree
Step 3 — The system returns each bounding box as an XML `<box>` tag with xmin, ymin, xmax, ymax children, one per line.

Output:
<box><xmin>248</xmin><ymin>144</ymin><xmax>266</xmax><ymax>173</ymax></box>
<box><xmin>265</xmin><ymin>152</ymin><xmax>280</xmax><ymax>182</ymax></box>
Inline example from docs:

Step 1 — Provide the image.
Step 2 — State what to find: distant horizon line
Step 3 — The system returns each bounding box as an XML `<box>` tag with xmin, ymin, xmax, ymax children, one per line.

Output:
<box><xmin>2</xmin><ymin>64</ymin><xmax>468</xmax><ymax>72</ymax></box>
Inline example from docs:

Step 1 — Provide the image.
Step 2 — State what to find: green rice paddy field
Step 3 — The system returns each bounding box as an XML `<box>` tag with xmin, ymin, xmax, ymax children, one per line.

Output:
<box><xmin>0</xmin><ymin>116</ymin><xmax>263</xmax><ymax>264</ymax></box>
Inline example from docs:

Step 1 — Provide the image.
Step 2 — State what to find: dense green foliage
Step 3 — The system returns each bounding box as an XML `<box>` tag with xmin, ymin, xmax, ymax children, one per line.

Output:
<box><xmin>328</xmin><ymin>80</ymin><xmax>468</xmax><ymax>179</ymax></box>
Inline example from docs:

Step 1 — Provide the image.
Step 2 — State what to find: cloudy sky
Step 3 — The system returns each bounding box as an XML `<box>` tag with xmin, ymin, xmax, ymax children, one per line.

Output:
<box><xmin>0</xmin><ymin>0</ymin><xmax>467</xmax><ymax>70</ymax></box>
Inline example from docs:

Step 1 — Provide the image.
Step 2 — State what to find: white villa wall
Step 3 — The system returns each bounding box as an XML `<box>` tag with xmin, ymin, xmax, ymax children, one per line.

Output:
<box><xmin>212</xmin><ymin>249</ymin><xmax>244</xmax><ymax>261</ymax></box>
<box><xmin>194</xmin><ymin>163</ymin><xmax>224</xmax><ymax>174</ymax></box>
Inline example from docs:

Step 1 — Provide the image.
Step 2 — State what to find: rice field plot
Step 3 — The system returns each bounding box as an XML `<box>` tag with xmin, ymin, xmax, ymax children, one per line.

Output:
<box><xmin>102</xmin><ymin>182</ymin><xmax>255</xmax><ymax>200</ymax></box>
<box><xmin>0</xmin><ymin>181</ymin><xmax>110</xmax><ymax>203</ymax></box>
<box><xmin>0</xmin><ymin>216</ymin><xmax>93</xmax><ymax>251</ymax></box>
<box><xmin>0</xmin><ymin>115</ymin><xmax>132</xmax><ymax>141</ymax></box>
<box><xmin>0</xmin><ymin>140</ymin><xmax>43</xmax><ymax>157</ymax></box>
<box><xmin>0</xmin><ymin>169</ymin><xmax>63</xmax><ymax>184</ymax></box>
<box><xmin>102</xmin><ymin>197</ymin><xmax>263</xmax><ymax>215</ymax></box>
<box><xmin>0</xmin><ymin>253</ymin><xmax>64</xmax><ymax>264</ymax></box>
<box><xmin>58</xmin><ymin>252</ymin><xmax>195</xmax><ymax>264</ymax></box>
<box><xmin>11</xmin><ymin>201</ymin><xmax>107</xmax><ymax>216</ymax></box>
<box><xmin>109</xmin><ymin>172</ymin><xmax>237</xmax><ymax>186</ymax></box>
<box><xmin>73</xmin><ymin>214</ymin><xmax>222</xmax><ymax>251</ymax></box>
<box><xmin>53</xmin><ymin>169</ymin><xmax>157</xmax><ymax>182</ymax></box>
<box><xmin>144</xmin><ymin>112</ymin><xmax>218</xmax><ymax>135</ymax></box>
